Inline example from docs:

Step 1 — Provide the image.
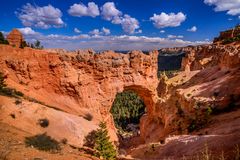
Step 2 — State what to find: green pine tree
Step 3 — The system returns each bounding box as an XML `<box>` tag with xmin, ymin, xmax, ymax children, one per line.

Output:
<box><xmin>0</xmin><ymin>32</ymin><xmax>5</xmax><ymax>43</ymax></box>
<box><xmin>0</xmin><ymin>32</ymin><xmax>9</xmax><ymax>45</ymax></box>
<box><xmin>94</xmin><ymin>121</ymin><xmax>116</xmax><ymax>160</ymax></box>
<box><xmin>20</xmin><ymin>41</ymin><xmax>28</xmax><ymax>49</ymax></box>
<box><xmin>30</xmin><ymin>40</ymin><xmax>44</xmax><ymax>49</ymax></box>
<box><xmin>110</xmin><ymin>90</ymin><xmax>145</xmax><ymax>131</ymax></box>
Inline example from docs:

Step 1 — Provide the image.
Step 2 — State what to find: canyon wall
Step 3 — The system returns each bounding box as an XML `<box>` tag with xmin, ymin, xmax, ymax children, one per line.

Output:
<box><xmin>0</xmin><ymin>44</ymin><xmax>159</xmax><ymax>144</ymax></box>
<box><xmin>139</xmin><ymin>44</ymin><xmax>240</xmax><ymax>143</ymax></box>
<box><xmin>181</xmin><ymin>44</ymin><xmax>240</xmax><ymax>71</ymax></box>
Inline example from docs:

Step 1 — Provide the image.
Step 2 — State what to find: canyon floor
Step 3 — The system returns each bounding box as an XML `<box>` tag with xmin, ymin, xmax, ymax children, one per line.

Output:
<box><xmin>0</xmin><ymin>102</ymin><xmax>239</xmax><ymax>160</ymax></box>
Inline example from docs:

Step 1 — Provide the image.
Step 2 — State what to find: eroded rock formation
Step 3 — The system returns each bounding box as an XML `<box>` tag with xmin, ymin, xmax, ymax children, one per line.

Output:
<box><xmin>181</xmin><ymin>44</ymin><xmax>240</xmax><ymax>71</ymax></box>
<box><xmin>0</xmin><ymin>45</ymin><xmax>159</xmax><ymax>144</ymax></box>
<box><xmin>6</xmin><ymin>29</ymin><xmax>24</xmax><ymax>48</ymax></box>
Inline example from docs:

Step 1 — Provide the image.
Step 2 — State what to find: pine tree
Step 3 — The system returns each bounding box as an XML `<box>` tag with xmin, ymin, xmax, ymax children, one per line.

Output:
<box><xmin>94</xmin><ymin>121</ymin><xmax>116</xmax><ymax>160</ymax></box>
<box><xmin>0</xmin><ymin>32</ymin><xmax>5</xmax><ymax>43</ymax></box>
<box><xmin>0</xmin><ymin>32</ymin><xmax>9</xmax><ymax>44</ymax></box>
<box><xmin>30</xmin><ymin>40</ymin><xmax>43</xmax><ymax>49</ymax></box>
<box><xmin>20</xmin><ymin>41</ymin><xmax>28</xmax><ymax>49</ymax></box>
<box><xmin>110</xmin><ymin>90</ymin><xmax>145</xmax><ymax>131</ymax></box>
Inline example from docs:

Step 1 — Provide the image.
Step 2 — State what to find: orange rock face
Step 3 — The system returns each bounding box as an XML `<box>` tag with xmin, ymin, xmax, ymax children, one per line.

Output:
<box><xmin>181</xmin><ymin>44</ymin><xmax>240</xmax><ymax>71</ymax></box>
<box><xmin>6</xmin><ymin>29</ymin><xmax>24</xmax><ymax>48</ymax></box>
<box><xmin>0</xmin><ymin>45</ymin><xmax>159</xmax><ymax>143</ymax></box>
<box><xmin>139</xmin><ymin>43</ymin><xmax>240</xmax><ymax>143</ymax></box>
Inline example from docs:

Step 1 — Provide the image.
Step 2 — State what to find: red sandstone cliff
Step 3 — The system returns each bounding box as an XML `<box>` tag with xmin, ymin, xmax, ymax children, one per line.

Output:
<box><xmin>0</xmin><ymin>45</ymin><xmax>159</xmax><ymax>146</ymax></box>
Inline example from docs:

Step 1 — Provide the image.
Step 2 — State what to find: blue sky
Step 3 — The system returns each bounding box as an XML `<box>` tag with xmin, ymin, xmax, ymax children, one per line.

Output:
<box><xmin>0</xmin><ymin>0</ymin><xmax>239</xmax><ymax>51</ymax></box>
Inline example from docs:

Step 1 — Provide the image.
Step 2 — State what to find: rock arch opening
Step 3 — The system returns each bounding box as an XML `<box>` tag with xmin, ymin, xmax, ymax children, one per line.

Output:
<box><xmin>110</xmin><ymin>90</ymin><xmax>146</xmax><ymax>137</ymax></box>
<box><xmin>109</xmin><ymin>84</ymin><xmax>156</xmax><ymax>147</ymax></box>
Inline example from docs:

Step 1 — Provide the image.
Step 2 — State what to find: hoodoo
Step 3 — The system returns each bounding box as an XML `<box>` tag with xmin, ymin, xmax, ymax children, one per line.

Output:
<box><xmin>6</xmin><ymin>29</ymin><xmax>24</xmax><ymax>48</ymax></box>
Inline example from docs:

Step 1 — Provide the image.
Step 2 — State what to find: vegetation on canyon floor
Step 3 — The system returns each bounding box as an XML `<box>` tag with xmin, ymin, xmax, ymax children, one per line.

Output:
<box><xmin>25</xmin><ymin>133</ymin><xmax>61</xmax><ymax>152</ymax></box>
<box><xmin>158</xmin><ymin>70</ymin><xmax>179</xmax><ymax>79</ymax></box>
<box><xmin>110</xmin><ymin>90</ymin><xmax>145</xmax><ymax>133</ymax></box>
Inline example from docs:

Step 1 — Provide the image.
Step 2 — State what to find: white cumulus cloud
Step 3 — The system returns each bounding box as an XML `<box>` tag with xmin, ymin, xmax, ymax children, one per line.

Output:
<box><xmin>74</xmin><ymin>28</ymin><xmax>81</xmax><ymax>33</ymax></box>
<box><xmin>102</xmin><ymin>27</ymin><xmax>111</xmax><ymax>35</ymax></box>
<box><xmin>68</xmin><ymin>2</ymin><xmax>99</xmax><ymax>17</ymax></box>
<box><xmin>89</xmin><ymin>29</ymin><xmax>101</xmax><ymax>35</ymax></box>
<box><xmin>187</xmin><ymin>26</ymin><xmax>197</xmax><ymax>32</ymax></box>
<box><xmin>18</xmin><ymin>27</ymin><xmax>39</xmax><ymax>35</ymax></box>
<box><xmin>204</xmin><ymin>0</ymin><xmax>240</xmax><ymax>16</ymax></box>
<box><xmin>150</xmin><ymin>12</ymin><xmax>186</xmax><ymax>28</ymax></box>
<box><xmin>120</xmin><ymin>15</ymin><xmax>140</xmax><ymax>34</ymax></box>
<box><xmin>100</xmin><ymin>2</ymin><xmax>139</xmax><ymax>34</ymax></box>
<box><xmin>16</xmin><ymin>3</ymin><xmax>65</xmax><ymax>29</ymax></box>
<box><xmin>101</xmin><ymin>2</ymin><xmax>122</xmax><ymax>21</ymax></box>
<box><xmin>89</xmin><ymin>27</ymin><xmax>111</xmax><ymax>35</ymax></box>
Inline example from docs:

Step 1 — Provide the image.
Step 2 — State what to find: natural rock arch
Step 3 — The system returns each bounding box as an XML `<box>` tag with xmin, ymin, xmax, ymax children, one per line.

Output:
<box><xmin>0</xmin><ymin>46</ymin><xmax>160</xmax><ymax>142</ymax></box>
<box><xmin>123</xmin><ymin>85</ymin><xmax>156</xmax><ymax>115</ymax></box>
<box><xmin>116</xmin><ymin>85</ymin><xmax>159</xmax><ymax>141</ymax></box>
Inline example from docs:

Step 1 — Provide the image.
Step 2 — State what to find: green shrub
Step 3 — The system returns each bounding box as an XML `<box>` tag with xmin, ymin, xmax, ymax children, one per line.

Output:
<box><xmin>0</xmin><ymin>72</ymin><xmax>6</xmax><ymax>90</ymax></box>
<box><xmin>25</xmin><ymin>133</ymin><xmax>60</xmax><ymax>152</ymax></box>
<box><xmin>187</xmin><ymin>118</ymin><xmax>197</xmax><ymax>132</ymax></box>
<box><xmin>15</xmin><ymin>90</ymin><xmax>24</xmax><ymax>97</ymax></box>
<box><xmin>0</xmin><ymin>88</ymin><xmax>24</xmax><ymax>98</ymax></box>
<box><xmin>38</xmin><ymin>119</ymin><xmax>49</xmax><ymax>128</ymax></box>
<box><xmin>15</xmin><ymin>99</ymin><xmax>22</xmax><ymax>105</ymax></box>
<box><xmin>188</xmin><ymin>105</ymin><xmax>212</xmax><ymax>132</ymax></box>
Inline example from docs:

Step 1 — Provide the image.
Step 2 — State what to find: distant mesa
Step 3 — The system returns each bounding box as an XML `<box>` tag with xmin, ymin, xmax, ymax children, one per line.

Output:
<box><xmin>7</xmin><ymin>29</ymin><xmax>24</xmax><ymax>48</ymax></box>
<box><xmin>214</xmin><ymin>24</ymin><xmax>240</xmax><ymax>44</ymax></box>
